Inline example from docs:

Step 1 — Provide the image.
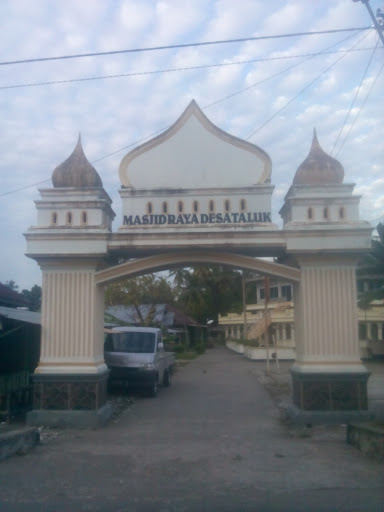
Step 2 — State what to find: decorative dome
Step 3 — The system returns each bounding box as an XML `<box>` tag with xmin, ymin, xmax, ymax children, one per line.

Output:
<box><xmin>52</xmin><ymin>135</ymin><xmax>103</xmax><ymax>188</ymax></box>
<box><xmin>293</xmin><ymin>129</ymin><xmax>344</xmax><ymax>185</ymax></box>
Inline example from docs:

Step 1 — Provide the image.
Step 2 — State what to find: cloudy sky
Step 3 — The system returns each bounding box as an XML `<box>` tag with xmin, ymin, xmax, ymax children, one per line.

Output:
<box><xmin>0</xmin><ymin>0</ymin><xmax>383</xmax><ymax>290</ymax></box>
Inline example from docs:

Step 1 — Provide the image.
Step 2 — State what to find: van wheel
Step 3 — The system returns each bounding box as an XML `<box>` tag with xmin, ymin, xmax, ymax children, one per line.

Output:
<box><xmin>163</xmin><ymin>370</ymin><xmax>171</xmax><ymax>387</ymax></box>
<box><xmin>148</xmin><ymin>378</ymin><xmax>158</xmax><ymax>397</ymax></box>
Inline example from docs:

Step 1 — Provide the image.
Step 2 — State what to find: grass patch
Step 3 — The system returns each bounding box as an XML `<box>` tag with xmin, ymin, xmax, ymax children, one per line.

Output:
<box><xmin>175</xmin><ymin>351</ymin><xmax>199</xmax><ymax>360</ymax></box>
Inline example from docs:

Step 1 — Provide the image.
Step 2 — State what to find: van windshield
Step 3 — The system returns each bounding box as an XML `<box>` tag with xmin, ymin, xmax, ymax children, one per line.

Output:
<box><xmin>105</xmin><ymin>332</ymin><xmax>156</xmax><ymax>353</ymax></box>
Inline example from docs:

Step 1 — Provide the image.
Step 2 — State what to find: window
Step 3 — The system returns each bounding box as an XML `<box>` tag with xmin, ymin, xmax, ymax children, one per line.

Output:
<box><xmin>359</xmin><ymin>323</ymin><xmax>367</xmax><ymax>340</ymax></box>
<box><xmin>339</xmin><ymin>207</ymin><xmax>345</xmax><ymax>219</ymax></box>
<box><xmin>81</xmin><ymin>211</ymin><xmax>88</xmax><ymax>225</ymax></box>
<box><xmin>177</xmin><ymin>201</ymin><xmax>183</xmax><ymax>213</ymax></box>
<box><xmin>357</xmin><ymin>280</ymin><xmax>364</xmax><ymax>294</ymax></box>
<box><xmin>209</xmin><ymin>200</ymin><xmax>215</xmax><ymax>213</ymax></box>
<box><xmin>307</xmin><ymin>207</ymin><xmax>313</xmax><ymax>220</ymax></box>
<box><xmin>260</xmin><ymin>286</ymin><xmax>277</xmax><ymax>300</ymax></box>
<box><xmin>323</xmin><ymin>207</ymin><xmax>329</xmax><ymax>220</ymax></box>
<box><xmin>162</xmin><ymin>201</ymin><xmax>168</xmax><ymax>214</ymax></box>
<box><xmin>224</xmin><ymin>199</ymin><xmax>231</xmax><ymax>212</ymax></box>
<box><xmin>270</xmin><ymin>286</ymin><xmax>278</xmax><ymax>299</ymax></box>
<box><xmin>286</xmin><ymin>324</ymin><xmax>292</xmax><ymax>340</ymax></box>
<box><xmin>371</xmin><ymin>323</ymin><xmax>378</xmax><ymax>341</ymax></box>
<box><xmin>240</xmin><ymin>199</ymin><xmax>247</xmax><ymax>212</ymax></box>
<box><xmin>66</xmin><ymin>212</ymin><xmax>72</xmax><ymax>225</ymax></box>
<box><xmin>147</xmin><ymin>202</ymin><xmax>153</xmax><ymax>214</ymax></box>
<box><xmin>193</xmin><ymin>200</ymin><xmax>199</xmax><ymax>213</ymax></box>
<box><xmin>51</xmin><ymin>212</ymin><xmax>58</xmax><ymax>225</ymax></box>
<box><xmin>281</xmin><ymin>285</ymin><xmax>292</xmax><ymax>301</ymax></box>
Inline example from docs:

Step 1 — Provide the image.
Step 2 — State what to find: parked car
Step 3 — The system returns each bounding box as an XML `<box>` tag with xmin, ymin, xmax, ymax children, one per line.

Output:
<box><xmin>104</xmin><ymin>327</ymin><xmax>175</xmax><ymax>396</ymax></box>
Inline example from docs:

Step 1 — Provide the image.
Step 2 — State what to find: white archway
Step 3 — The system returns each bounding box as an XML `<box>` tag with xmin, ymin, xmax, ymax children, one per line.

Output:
<box><xmin>25</xmin><ymin>102</ymin><xmax>372</xmax><ymax>427</ymax></box>
<box><xmin>95</xmin><ymin>251</ymin><xmax>301</xmax><ymax>286</ymax></box>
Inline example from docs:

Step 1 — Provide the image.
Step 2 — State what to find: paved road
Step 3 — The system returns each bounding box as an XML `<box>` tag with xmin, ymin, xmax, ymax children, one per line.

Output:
<box><xmin>0</xmin><ymin>347</ymin><xmax>382</xmax><ymax>511</ymax></box>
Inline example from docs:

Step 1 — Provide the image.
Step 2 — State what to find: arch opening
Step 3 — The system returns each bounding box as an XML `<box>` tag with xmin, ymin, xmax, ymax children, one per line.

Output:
<box><xmin>96</xmin><ymin>251</ymin><xmax>301</xmax><ymax>286</ymax></box>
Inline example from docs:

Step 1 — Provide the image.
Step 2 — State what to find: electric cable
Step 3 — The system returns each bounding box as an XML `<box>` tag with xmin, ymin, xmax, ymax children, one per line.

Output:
<box><xmin>0</xmin><ymin>27</ymin><xmax>372</xmax><ymax>67</ymax></box>
<box><xmin>0</xmin><ymin>29</ymin><xmax>377</xmax><ymax>198</ymax></box>
<box><xmin>334</xmin><ymin>58</ymin><xmax>384</xmax><ymax>157</ymax></box>
<box><xmin>204</xmin><ymin>29</ymin><xmax>370</xmax><ymax>111</ymax></box>
<box><xmin>331</xmin><ymin>37</ymin><xmax>381</xmax><ymax>155</ymax></box>
<box><xmin>246</xmin><ymin>30</ymin><xmax>372</xmax><ymax>140</ymax></box>
<box><xmin>0</xmin><ymin>47</ymin><xmax>380</xmax><ymax>91</ymax></box>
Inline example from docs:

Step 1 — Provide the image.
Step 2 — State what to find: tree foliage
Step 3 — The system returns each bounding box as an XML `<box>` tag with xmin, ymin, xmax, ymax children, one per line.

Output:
<box><xmin>172</xmin><ymin>265</ymin><xmax>243</xmax><ymax>324</ymax></box>
<box><xmin>4</xmin><ymin>280</ymin><xmax>18</xmax><ymax>291</ymax></box>
<box><xmin>21</xmin><ymin>285</ymin><xmax>42</xmax><ymax>312</ymax></box>
<box><xmin>105</xmin><ymin>274</ymin><xmax>175</xmax><ymax>325</ymax></box>
<box><xmin>357</xmin><ymin>223</ymin><xmax>384</xmax><ymax>308</ymax></box>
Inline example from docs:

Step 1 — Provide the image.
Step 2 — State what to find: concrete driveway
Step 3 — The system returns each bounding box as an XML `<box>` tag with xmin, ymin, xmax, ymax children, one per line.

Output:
<box><xmin>0</xmin><ymin>346</ymin><xmax>382</xmax><ymax>511</ymax></box>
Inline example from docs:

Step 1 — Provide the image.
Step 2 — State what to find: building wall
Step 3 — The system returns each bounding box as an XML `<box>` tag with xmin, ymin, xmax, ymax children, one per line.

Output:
<box><xmin>219</xmin><ymin>279</ymin><xmax>384</xmax><ymax>358</ymax></box>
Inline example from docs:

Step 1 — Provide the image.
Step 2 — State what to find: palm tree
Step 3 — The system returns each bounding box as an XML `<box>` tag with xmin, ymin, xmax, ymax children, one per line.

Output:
<box><xmin>168</xmin><ymin>267</ymin><xmax>191</xmax><ymax>298</ymax></box>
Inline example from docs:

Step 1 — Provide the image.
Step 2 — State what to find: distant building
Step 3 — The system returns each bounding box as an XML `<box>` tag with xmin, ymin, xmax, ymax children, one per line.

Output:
<box><xmin>219</xmin><ymin>278</ymin><xmax>384</xmax><ymax>358</ymax></box>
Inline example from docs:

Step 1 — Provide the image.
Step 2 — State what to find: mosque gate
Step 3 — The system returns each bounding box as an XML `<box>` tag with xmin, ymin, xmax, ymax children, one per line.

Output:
<box><xmin>25</xmin><ymin>101</ymin><xmax>372</xmax><ymax>427</ymax></box>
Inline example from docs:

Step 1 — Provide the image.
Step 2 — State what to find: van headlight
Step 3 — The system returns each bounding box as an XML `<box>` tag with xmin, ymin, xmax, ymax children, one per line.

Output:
<box><xmin>140</xmin><ymin>363</ymin><xmax>154</xmax><ymax>370</ymax></box>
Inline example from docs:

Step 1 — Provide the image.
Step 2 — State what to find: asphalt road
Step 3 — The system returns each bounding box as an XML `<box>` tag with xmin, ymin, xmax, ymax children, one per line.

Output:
<box><xmin>0</xmin><ymin>346</ymin><xmax>382</xmax><ymax>511</ymax></box>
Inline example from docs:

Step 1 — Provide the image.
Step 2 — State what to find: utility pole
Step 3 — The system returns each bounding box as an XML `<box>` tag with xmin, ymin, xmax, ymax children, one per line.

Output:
<box><xmin>264</xmin><ymin>276</ymin><xmax>270</xmax><ymax>373</ymax></box>
<box><xmin>242</xmin><ymin>271</ymin><xmax>247</xmax><ymax>340</ymax></box>
<box><xmin>353</xmin><ymin>0</ymin><xmax>384</xmax><ymax>46</ymax></box>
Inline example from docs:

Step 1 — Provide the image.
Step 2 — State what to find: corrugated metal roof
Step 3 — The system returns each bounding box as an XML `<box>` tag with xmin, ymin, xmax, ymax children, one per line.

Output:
<box><xmin>0</xmin><ymin>306</ymin><xmax>41</xmax><ymax>325</ymax></box>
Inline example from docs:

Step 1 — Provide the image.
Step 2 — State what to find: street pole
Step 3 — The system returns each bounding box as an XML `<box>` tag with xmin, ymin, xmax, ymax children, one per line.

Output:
<box><xmin>264</xmin><ymin>276</ymin><xmax>270</xmax><ymax>373</ymax></box>
<box><xmin>353</xmin><ymin>0</ymin><xmax>384</xmax><ymax>46</ymax></box>
<box><xmin>242</xmin><ymin>271</ymin><xmax>247</xmax><ymax>340</ymax></box>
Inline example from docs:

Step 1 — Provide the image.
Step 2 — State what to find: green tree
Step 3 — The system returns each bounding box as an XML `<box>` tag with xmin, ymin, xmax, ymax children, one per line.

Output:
<box><xmin>4</xmin><ymin>280</ymin><xmax>18</xmax><ymax>291</ymax></box>
<box><xmin>21</xmin><ymin>285</ymin><xmax>42</xmax><ymax>312</ymax></box>
<box><xmin>175</xmin><ymin>265</ymin><xmax>242</xmax><ymax>324</ymax></box>
<box><xmin>168</xmin><ymin>267</ymin><xmax>190</xmax><ymax>298</ymax></box>
<box><xmin>357</xmin><ymin>222</ymin><xmax>384</xmax><ymax>308</ymax></box>
<box><xmin>105</xmin><ymin>273</ymin><xmax>175</xmax><ymax>326</ymax></box>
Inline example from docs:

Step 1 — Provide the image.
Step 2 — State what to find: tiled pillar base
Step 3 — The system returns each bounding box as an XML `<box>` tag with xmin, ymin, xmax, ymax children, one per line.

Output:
<box><xmin>288</xmin><ymin>369</ymin><xmax>373</xmax><ymax>424</ymax></box>
<box><xmin>26</xmin><ymin>371</ymin><xmax>112</xmax><ymax>428</ymax></box>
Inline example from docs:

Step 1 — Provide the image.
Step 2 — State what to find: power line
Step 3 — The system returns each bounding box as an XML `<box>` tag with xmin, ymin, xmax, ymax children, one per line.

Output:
<box><xmin>0</xmin><ymin>46</ymin><xmax>380</xmax><ymax>91</ymax></box>
<box><xmin>0</xmin><ymin>30</ymin><xmax>377</xmax><ymax>198</ymax></box>
<box><xmin>0</xmin><ymin>27</ymin><xmax>372</xmax><ymax>67</ymax></box>
<box><xmin>246</xmin><ymin>30</ymin><xmax>372</xmax><ymax>140</ymax></box>
<box><xmin>335</xmin><ymin>59</ymin><xmax>384</xmax><ymax>158</ymax></box>
<box><xmin>0</xmin><ymin>179</ymin><xmax>51</xmax><ymax>197</ymax></box>
<box><xmin>204</xmin><ymin>29</ymin><xmax>370</xmax><ymax>111</ymax></box>
<box><xmin>331</xmin><ymin>37</ymin><xmax>380</xmax><ymax>155</ymax></box>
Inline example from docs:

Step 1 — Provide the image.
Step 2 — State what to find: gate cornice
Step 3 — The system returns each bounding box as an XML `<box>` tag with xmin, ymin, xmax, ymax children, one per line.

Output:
<box><xmin>94</xmin><ymin>251</ymin><xmax>301</xmax><ymax>285</ymax></box>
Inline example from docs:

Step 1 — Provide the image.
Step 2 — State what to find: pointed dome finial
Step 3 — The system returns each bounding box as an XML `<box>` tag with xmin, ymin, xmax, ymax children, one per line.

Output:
<box><xmin>52</xmin><ymin>135</ymin><xmax>103</xmax><ymax>188</ymax></box>
<box><xmin>292</xmin><ymin>129</ymin><xmax>344</xmax><ymax>185</ymax></box>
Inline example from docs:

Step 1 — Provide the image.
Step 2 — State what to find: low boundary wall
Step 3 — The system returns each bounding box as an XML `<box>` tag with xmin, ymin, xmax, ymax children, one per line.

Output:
<box><xmin>226</xmin><ymin>341</ymin><xmax>295</xmax><ymax>360</ymax></box>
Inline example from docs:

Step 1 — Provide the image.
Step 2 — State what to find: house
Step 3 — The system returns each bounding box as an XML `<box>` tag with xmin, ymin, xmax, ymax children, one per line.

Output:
<box><xmin>0</xmin><ymin>307</ymin><xmax>41</xmax><ymax>421</ymax></box>
<box><xmin>105</xmin><ymin>303</ymin><xmax>201</xmax><ymax>346</ymax></box>
<box><xmin>0</xmin><ymin>283</ymin><xmax>29</xmax><ymax>309</ymax></box>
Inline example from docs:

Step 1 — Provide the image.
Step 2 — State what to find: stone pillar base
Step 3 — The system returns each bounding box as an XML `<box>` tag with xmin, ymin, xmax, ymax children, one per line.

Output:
<box><xmin>289</xmin><ymin>368</ymin><xmax>372</xmax><ymax>424</ymax></box>
<box><xmin>26</xmin><ymin>371</ymin><xmax>112</xmax><ymax>428</ymax></box>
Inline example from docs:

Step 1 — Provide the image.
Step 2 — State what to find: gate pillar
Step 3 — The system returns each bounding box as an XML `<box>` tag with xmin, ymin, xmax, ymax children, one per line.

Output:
<box><xmin>280</xmin><ymin>131</ymin><xmax>373</xmax><ymax>423</ymax></box>
<box><xmin>290</xmin><ymin>255</ymin><xmax>371</xmax><ymax>422</ymax></box>
<box><xmin>25</xmin><ymin>137</ymin><xmax>115</xmax><ymax>427</ymax></box>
